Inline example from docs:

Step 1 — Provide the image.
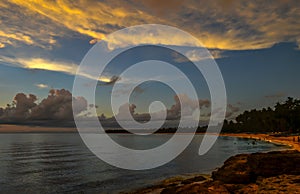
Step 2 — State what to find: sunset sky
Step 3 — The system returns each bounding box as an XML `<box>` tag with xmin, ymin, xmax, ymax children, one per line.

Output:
<box><xmin>1</xmin><ymin>0</ymin><xmax>300</xmax><ymax>121</ymax></box>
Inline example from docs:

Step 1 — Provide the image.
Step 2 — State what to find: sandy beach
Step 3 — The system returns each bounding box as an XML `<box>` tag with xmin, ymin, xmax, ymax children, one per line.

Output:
<box><xmin>0</xmin><ymin>124</ymin><xmax>77</xmax><ymax>133</ymax></box>
<box><xmin>221</xmin><ymin>133</ymin><xmax>300</xmax><ymax>151</ymax></box>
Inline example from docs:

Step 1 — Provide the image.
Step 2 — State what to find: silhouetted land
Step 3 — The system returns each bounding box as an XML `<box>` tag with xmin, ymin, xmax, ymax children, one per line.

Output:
<box><xmin>222</xmin><ymin>97</ymin><xmax>300</xmax><ymax>134</ymax></box>
<box><xmin>1</xmin><ymin>97</ymin><xmax>300</xmax><ymax>135</ymax></box>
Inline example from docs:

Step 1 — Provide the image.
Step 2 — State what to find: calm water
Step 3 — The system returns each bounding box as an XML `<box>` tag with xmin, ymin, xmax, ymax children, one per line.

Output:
<box><xmin>0</xmin><ymin>133</ymin><xmax>287</xmax><ymax>193</ymax></box>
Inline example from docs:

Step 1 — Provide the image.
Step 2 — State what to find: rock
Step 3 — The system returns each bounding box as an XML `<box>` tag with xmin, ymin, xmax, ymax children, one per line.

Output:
<box><xmin>181</xmin><ymin>175</ymin><xmax>207</xmax><ymax>184</ymax></box>
<box><xmin>130</xmin><ymin>150</ymin><xmax>300</xmax><ymax>193</ymax></box>
<box><xmin>211</xmin><ymin>154</ymin><xmax>253</xmax><ymax>184</ymax></box>
<box><xmin>161</xmin><ymin>181</ymin><xmax>230</xmax><ymax>194</ymax></box>
<box><xmin>235</xmin><ymin>174</ymin><xmax>300</xmax><ymax>194</ymax></box>
<box><xmin>248</xmin><ymin>150</ymin><xmax>300</xmax><ymax>178</ymax></box>
<box><xmin>212</xmin><ymin>150</ymin><xmax>300</xmax><ymax>184</ymax></box>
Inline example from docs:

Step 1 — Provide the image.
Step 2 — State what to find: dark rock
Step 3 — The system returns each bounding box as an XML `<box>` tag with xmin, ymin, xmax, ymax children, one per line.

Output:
<box><xmin>212</xmin><ymin>154</ymin><xmax>253</xmax><ymax>184</ymax></box>
<box><xmin>212</xmin><ymin>150</ymin><xmax>300</xmax><ymax>184</ymax></box>
<box><xmin>161</xmin><ymin>181</ymin><xmax>230</xmax><ymax>194</ymax></box>
<box><xmin>181</xmin><ymin>175</ymin><xmax>206</xmax><ymax>184</ymax></box>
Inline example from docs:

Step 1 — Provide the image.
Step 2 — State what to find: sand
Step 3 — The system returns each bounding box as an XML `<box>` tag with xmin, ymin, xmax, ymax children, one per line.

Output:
<box><xmin>221</xmin><ymin>133</ymin><xmax>300</xmax><ymax>151</ymax></box>
<box><xmin>0</xmin><ymin>124</ymin><xmax>76</xmax><ymax>133</ymax></box>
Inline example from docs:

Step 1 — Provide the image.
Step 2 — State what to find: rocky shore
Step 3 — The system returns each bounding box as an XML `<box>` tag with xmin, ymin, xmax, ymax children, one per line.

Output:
<box><xmin>128</xmin><ymin>150</ymin><xmax>300</xmax><ymax>194</ymax></box>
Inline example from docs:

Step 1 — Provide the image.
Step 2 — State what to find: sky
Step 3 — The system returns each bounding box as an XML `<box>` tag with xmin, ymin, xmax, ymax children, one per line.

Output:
<box><xmin>0</xmin><ymin>0</ymin><xmax>300</xmax><ymax>124</ymax></box>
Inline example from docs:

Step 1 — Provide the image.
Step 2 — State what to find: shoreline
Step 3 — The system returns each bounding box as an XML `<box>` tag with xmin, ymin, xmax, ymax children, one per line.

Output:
<box><xmin>1</xmin><ymin>124</ymin><xmax>299</xmax><ymax>151</ymax></box>
<box><xmin>220</xmin><ymin>133</ymin><xmax>300</xmax><ymax>151</ymax></box>
<box><xmin>127</xmin><ymin>133</ymin><xmax>300</xmax><ymax>193</ymax></box>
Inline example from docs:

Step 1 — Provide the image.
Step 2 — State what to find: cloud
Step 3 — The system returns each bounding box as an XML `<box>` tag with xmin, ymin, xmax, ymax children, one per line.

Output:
<box><xmin>1</xmin><ymin>0</ymin><xmax>299</xmax><ymax>51</ymax></box>
<box><xmin>0</xmin><ymin>1</ymin><xmax>66</xmax><ymax>49</ymax></box>
<box><xmin>0</xmin><ymin>56</ymin><xmax>78</xmax><ymax>74</ymax></box>
<box><xmin>226</xmin><ymin>104</ymin><xmax>240</xmax><ymax>118</ymax></box>
<box><xmin>167</xmin><ymin>94</ymin><xmax>210</xmax><ymax>120</ymax></box>
<box><xmin>0</xmin><ymin>93</ymin><xmax>37</xmax><ymax>121</ymax></box>
<box><xmin>140</xmin><ymin>0</ymin><xmax>185</xmax><ymax>15</ymax></box>
<box><xmin>14</xmin><ymin>93</ymin><xmax>37</xmax><ymax>120</ymax></box>
<box><xmin>103</xmin><ymin>25</ymin><xmax>203</xmax><ymax>50</ymax></box>
<box><xmin>2</xmin><ymin>0</ymin><xmax>159</xmax><ymax>48</ymax></box>
<box><xmin>0</xmin><ymin>42</ymin><xmax>5</xmax><ymax>48</ymax></box>
<box><xmin>110</xmin><ymin>94</ymin><xmax>210</xmax><ymax>122</ymax></box>
<box><xmin>98</xmin><ymin>75</ymin><xmax>121</xmax><ymax>85</ymax></box>
<box><xmin>0</xmin><ymin>89</ymin><xmax>88</xmax><ymax>122</ymax></box>
<box><xmin>0</xmin><ymin>30</ymin><xmax>34</xmax><ymax>45</ymax></box>
<box><xmin>30</xmin><ymin>89</ymin><xmax>87</xmax><ymax>120</ymax></box>
<box><xmin>35</xmin><ymin>83</ymin><xmax>49</xmax><ymax>89</ymax></box>
<box><xmin>172</xmin><ymin>48</ymin><xmax>225</xmax><ymax>63</ymax></box>
<box><xmin>205</xmin><ymin>103</ymin><xmax>240</xmax><ymax>120</ymax></box>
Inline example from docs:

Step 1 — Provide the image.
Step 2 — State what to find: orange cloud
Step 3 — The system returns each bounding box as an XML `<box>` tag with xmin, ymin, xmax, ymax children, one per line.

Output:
<box><xmin>0</xmin><ymin>42</ymin><xmax>5</xmax><ymax>48</ymax></box>
<box><xmin>0</xmin><ymin>56</ymin><xmax>77</xmax><ymax>74</ymax></box>
<box><xmin>0</xmin><ymin>30</ymin><xmax>34</xmax><ymax>45</ymax></box>
<box><xmin>0</xmin><ymin>0</ymin><xmax>299</xmax><ymax>51</ymax></box>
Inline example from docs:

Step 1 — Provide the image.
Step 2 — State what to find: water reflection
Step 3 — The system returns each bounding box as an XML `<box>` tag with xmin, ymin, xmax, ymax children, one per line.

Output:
<box><xmin>0</xmin><ymin>133</ymin><xmax>287</xmax><ymax>193</ymax></box>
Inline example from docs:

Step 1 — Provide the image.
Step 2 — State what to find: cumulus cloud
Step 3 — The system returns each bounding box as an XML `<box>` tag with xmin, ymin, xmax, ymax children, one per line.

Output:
<box><xmin>205</xmin><ymin>103</ymin><xmax>240</xmax><ymax>120</ymax></box>
<box><xmin>110</xmin><ymin>94</ymin><xmax>210</xmax><ymax>122</ymax></box>
<box><xmin>0</xmin><ymin>89</ymin><xmax>87</xmax><ymax>122</ymax></box>
<box><xmin>30</xmin><ymin>89</ymin><xmax>87</xmax><ymax>120</ymax></box>
<box><xmin>0</xmin><ymin>93</ymin><xmax>37</xmax><ymax>121</ymax></box>
<box><xmin>14</xmin><ymin>93</ymin><xmax>37</xmax><ymax>120</ymax></box>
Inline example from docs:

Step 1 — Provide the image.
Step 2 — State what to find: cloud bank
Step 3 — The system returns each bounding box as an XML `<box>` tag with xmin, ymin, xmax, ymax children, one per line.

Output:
<box><xmin>0</xmin><ymin>89</ymin><xmax>87</xmax><ymax>122</ymax></box>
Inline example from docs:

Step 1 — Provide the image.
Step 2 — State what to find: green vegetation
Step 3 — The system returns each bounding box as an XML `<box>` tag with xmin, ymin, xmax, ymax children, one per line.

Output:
<box><xmin>223</xmin><ymin>97</ymin><xmax>300</xmax><ymax>133</ymax></box>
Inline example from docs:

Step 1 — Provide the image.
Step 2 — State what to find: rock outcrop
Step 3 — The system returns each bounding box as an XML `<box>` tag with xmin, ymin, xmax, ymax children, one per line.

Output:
<box><xmin>129</xmin><ymin>150</ymin><xmax>300</xmax><ymax>194</ymax></box>
<box><xmin>212</xmin><ymin>150</ymin><xmax>300</xmax><ymax>184</ymax></box>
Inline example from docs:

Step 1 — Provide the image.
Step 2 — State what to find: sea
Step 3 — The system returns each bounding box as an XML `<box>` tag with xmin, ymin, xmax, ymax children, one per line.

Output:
<box><xmin>0</xmin><ymin>133</ymin><xmax>288</xmax><ymax>193</ymax></box>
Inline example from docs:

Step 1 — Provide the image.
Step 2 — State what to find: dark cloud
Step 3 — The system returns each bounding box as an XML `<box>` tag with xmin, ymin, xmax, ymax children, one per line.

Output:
<box><xmin>108</xmin><ymin>94</ymin><xmax>210</xmax><ymax>122</ymax></box>
<box><xmin>167</xmin><ymin>94</ymin><xmax>210</xmax><ymax>120</ymax></box>
<box><xmin>13</xmin><ymin>93</ymin><xmax>37</xmax><ymax>120</ymax></box>
<box><xmin>98</xmin><ymin>75</ymin><xmax>121</xmax><ymax>86</ymax></box>
<box><xmin>0</xmin><ymin>89</ymin><xmax>87</xmax><ymax>122</ymax></box>
<box><xmin>31</xmin><ymin>89</ymin><xmax>87</xmax><ymax>120</ymax></box>
<box><xmin>226</xmin><ymin>104</ymin><xmax>240</xmax><ymax>118</ymax></box>
<box><xmin>0</xmin><ymin>93</ymin><xmax>37</xmax><ymax>121</ymax></box>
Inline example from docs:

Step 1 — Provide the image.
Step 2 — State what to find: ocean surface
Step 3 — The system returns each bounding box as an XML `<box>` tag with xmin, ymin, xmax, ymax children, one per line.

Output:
<box><xmin>0</xmin><ymin>133</ymin><xmax>287</xmax><ymax>193</ymax></box>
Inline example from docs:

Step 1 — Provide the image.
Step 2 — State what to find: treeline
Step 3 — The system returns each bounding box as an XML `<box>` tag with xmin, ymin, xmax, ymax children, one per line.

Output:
<box><xmin>223</xmin><ymin>97</ymin><xmax>300</xmax><ymax>133</ymax></box>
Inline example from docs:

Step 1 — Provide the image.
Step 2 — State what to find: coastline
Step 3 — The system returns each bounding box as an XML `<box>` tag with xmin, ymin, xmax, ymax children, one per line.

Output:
<box><xmin>1</xmin><ymin>124</ymin><xmax>299</xmax><ymax>152</ymax></box>
<box><xmin>220</xmin><ymin>133</ymin><xmax>300</xmax><ymax>151</ymax></box>
<box><xmin>128</xmin><ymin>133</ymin><xmax>300</xmax><ymax>193</ymax></box>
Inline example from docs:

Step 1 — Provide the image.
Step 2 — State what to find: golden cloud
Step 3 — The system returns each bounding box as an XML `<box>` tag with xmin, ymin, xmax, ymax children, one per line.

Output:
<box><xmin>0</xmin><ymin>30</ymin><xmax>34</xmax><ymax>45</ymax></box>
<box><xmin>0</xmin><ymin>56</ymin><xmax>77</xmax><ymax>75</ymax></box>
<box><xmin>0</xmin><ymin>42</ymin><xmax>5</xmax><ymax>48</ymax></box>
<box><xmin>0</xmin><ymin>56</ymin><xmax>109</xmax><ymax>82</ymax></box>
<box><xmin>0</xmin><ymin>0</ymin><xmax>299</xmax><ymax>51</ymax></box>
